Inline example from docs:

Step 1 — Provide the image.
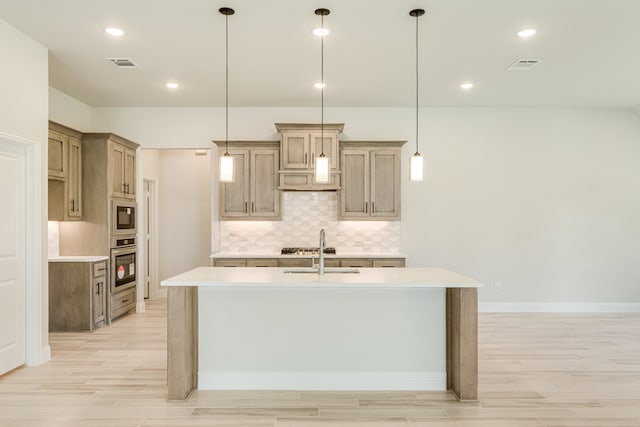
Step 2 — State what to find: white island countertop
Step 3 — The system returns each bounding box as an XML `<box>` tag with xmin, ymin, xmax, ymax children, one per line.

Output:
<box><xmin>161</xmin><ymin>266</ymin><xmax>483</xmax><ymax>289</ymax></box>
<box><xmin>48</xmin><ymin>255</ymin><xmax>109</xmax><ymax>262</ymax></box>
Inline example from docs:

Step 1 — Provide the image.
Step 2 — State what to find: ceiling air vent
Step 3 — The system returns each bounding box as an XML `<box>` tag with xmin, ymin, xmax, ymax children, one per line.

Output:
<box><xmin>105</xmin><ymin>58</ymin><xmax>139</xmax><ymax>68</ymax></box>
<box><xmin>507</xmin><ymin>59</ymin><xmax>541</xmax><ymax>71</ymax></box>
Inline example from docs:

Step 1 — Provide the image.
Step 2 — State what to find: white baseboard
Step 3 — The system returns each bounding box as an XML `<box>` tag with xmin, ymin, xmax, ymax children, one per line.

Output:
<box><xmin>480</xmin><ymin>302</ymin><xmax>640</xmax><ymax>313</ymax></box>
<box><xmin>199</xmin><ymin>371</ymin><xmax>446</xmax><ymax>391</ymax></box>
<box><xmin>40</xmin><ymin>345</ymin><xmax>51</xmax><ymax>364</ymax></box>
<box><xmin>136</xmin><ymin>301</ymin><xmax>146</xmax><ymax>313</ymax></box>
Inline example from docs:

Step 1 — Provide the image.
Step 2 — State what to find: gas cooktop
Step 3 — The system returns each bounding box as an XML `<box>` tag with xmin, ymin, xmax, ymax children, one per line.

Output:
<box><xmin>281</xmin><ymin>247</ymin><xmax>336</xmax><ymax>256</ymax></box>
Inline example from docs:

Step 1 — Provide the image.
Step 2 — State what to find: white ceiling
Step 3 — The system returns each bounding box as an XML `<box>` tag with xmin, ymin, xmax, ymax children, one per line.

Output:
<box><xmin>1</xmin><ymin>0</ymin><xmax>640</xmax><ymax>108</ymax></box>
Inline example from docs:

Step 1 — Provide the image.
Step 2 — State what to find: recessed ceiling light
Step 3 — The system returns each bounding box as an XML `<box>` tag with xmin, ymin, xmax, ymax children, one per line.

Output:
<box><xmin>460</xmin><ymin>83</ymin><xmax>474</xmax><ymax>90</ymax></box>
<box><xmin>105</xmin><ymin>27</ymin><xmax>124</xmax><ymax>37</ymax></box>
<box><xmin>165</xmin><ymin>82</ymin><xmax>179</xmax><ymax>89</ymax></box>
<box><xmin>313</xmin><ymin>28</ymin><xmax>329</xmax><ymax>37</ymax></box>
<box><xmin>517</xmin><ymin>28</ymin><xmax>537</xmax><ymax>38</ymax></box>
<box><xmin>313</xmin><ymin>82</ymin><xmax>326</xmax><ymax>89</ymax></box>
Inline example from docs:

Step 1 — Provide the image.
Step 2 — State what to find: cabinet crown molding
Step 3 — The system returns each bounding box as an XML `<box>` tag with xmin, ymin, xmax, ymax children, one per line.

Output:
<box><xmin>275</xmin><ymin>123</ymin><xmax>345</xmax><ymax>133</ymax></box>
<box><xmin>82</xmin><ymin>133</ymin><xmax>139</xmax><ymax>150</ymax></box>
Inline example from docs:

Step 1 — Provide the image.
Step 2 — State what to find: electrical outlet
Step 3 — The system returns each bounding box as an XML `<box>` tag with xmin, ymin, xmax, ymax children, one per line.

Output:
<box><xmin>493</xmin><ymin>282</ymin><xmax>503</xmax><ymax>293</ymax></box>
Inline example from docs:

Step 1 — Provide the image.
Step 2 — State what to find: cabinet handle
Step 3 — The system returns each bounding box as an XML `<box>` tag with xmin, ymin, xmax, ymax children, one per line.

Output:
<box><xmin>70</xmin><ymin>199</ymin><xmax>75</xmax><ymax>212</ymax></box>
<box><xmin>372</xmin><ymin>201</ymin><xmax>375</xmax><ymax>214</ymax></box>
<box><xmin>365</xmin><ymin>202</ymin><xmax>368</xmax><ymax>213</ymax></box>
<box><xmin>244</xmin><ymin>202</ymin><xmax>248</xmax><ymax>213</ymax></box>
<box><xmin>122</xmin><ymin>299</ymin><xmax>129</xmax><ymax>303</ymax></box>
<box><xmin>96</xmin><ymin>283</ymin><xmax>101</xmax><ymax>295</ymax></box>
<box><xmin>96</xmin><ymin>268</ymin><xmax>106</xmax><ymax>272</ymax></box>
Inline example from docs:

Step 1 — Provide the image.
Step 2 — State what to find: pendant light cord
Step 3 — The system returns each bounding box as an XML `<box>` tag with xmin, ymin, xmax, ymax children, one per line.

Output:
<box><xmin>415</xmin><ymin>13</ymin><xmax>419</xmax><ymax>156</ymax></box>
<box><xmin>320</xmin><ymin>12</ymin><xmax>325</xmax><ymax>157</ymax></box>
<box><xmin>225</xmin><ymin>12</ymin><xmax>229</xmax><ymax>156</ymax></box>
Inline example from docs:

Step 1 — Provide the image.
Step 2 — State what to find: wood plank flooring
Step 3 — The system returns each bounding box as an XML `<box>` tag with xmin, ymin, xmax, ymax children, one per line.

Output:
<box><xmin>1</xmin><ymin>299</ymin><xmax>639</xmax><ymax>426</ymax></box>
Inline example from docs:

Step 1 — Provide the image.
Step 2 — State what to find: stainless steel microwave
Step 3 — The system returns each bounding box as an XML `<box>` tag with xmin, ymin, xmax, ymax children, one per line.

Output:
<box><xmin>112</xmin><ymin>200</ymin><xmax>136</xmax><ymax>236</ymax></box>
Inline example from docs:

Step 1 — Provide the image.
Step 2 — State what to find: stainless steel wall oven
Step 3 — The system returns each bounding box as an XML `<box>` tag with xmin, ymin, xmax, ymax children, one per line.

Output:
<box><xmin>109</xmin><ymin>236</ymin><xmax>137</xmax><ymax>322</ymax></box>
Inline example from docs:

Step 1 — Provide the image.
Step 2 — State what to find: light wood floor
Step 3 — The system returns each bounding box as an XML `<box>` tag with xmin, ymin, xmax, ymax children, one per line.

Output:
<box><xmin>1</xmin><ymin>300</ymin><xmax>639</xmax><ymax>427</ymax></box>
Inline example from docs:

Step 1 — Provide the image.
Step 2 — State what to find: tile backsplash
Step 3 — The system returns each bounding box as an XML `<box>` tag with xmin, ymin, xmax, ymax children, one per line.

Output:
<box><xmin>48</xmin><ymin>221</ymin><xmax>60</xmax><ymax>257</ymax></box>
<box><xmin>219</xmin><ymin>192</ymin><xmax>400</xmax><ymax>253</ymax></box>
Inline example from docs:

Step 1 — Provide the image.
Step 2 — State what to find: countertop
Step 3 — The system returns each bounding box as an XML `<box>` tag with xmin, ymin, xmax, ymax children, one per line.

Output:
<box><xmin>161</xmin><ymin>266</ymin><xmax>483</xmax><ymax>289</ymax></box>
<box><xmin>210</xmin><ymin>252</ymin><xmax>406</xmax><ymax>259</ymax></box>
<box><xmin>48</xmin><ymin>255</ymin><xmax>109</xmax><ymax>263</ymax></box>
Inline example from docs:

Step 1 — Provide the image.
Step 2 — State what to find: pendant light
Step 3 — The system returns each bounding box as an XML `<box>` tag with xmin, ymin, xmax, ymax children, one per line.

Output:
<box><xmin>219</xmin><ymin>7</ymin><xmax>235</xmax><ymax>182</ymax></box>
<box><xmin>314</xmin><ymin>8</ymin><xmax>330</xmax><ymax>184</ymax></box>
<box><xmin>409</xmin><ymin>8</ymin><xmax>425</xmax><ymax>182</ymax></box>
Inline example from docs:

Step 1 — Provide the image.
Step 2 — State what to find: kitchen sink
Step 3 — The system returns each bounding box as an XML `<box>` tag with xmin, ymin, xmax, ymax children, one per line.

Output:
<box><xmin>283</xmin><ymin>267</ymin><xmax>360</xmax><ymax>274</ymax></box>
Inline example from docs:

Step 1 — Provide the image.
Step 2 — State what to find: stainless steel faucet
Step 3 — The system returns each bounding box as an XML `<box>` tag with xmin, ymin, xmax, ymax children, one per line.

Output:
<box><xmin>318</xmin><ymin>228</ymin><xmax>326</xmax><ymax>275</ymax></box>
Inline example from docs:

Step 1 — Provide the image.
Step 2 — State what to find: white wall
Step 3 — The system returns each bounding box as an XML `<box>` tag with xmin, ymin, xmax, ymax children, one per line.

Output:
<box><xmin>632</xmin><ymin>105</ymin><xmax>640</xmax><ymax>118</ymax></box>
<box><xmin>153</xmin><ymin>150</ymin><xmax>212</xmax><ymax>283</ymax></box>
<box><xmin>0</xmin><ymin>18</ymin><xmax>49</xmax><ymax>364</ymax></box>
<box><xmin>48</xmin><ymin>87</ymin><xmax>92</xmax><ymax>132</ymax></box>
<box><xmin>93</xmin><ymin>106</ymin><xmax>640</xmax><ymax>305</ymax></box>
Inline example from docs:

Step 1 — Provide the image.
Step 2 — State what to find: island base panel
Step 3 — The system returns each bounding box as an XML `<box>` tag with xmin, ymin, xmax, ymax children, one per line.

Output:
<box><xmin>167</xmin><ymin>286</ymin><xmax>198</xmax><ymax>400</ymax></box>
<box><xmin>446</xmin><ymin>288</ymin><xmax>478</xmax><ymax>401</ymax></box>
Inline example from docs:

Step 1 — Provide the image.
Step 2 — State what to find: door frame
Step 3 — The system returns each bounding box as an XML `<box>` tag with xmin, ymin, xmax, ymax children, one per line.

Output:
<box><xmin>143</xmin><ymin>178</ymin><xmax>161</xmax><ymax>299</ymax></box>
<box><xmin>0</xmin><ymin>130</ymin><xmax>48</xmax><ymax>367</ymax></box>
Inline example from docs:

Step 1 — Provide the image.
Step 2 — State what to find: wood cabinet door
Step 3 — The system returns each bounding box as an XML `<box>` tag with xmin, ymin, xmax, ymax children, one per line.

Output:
<box><xmin>371</xmin><ymin>149</ymin><xmax>400</xmax><ymax>219</ymax></box>
<box><xmin>48</xmin><ymin>130</ymin><xmax>66</xmax><ymax>180</ymax></box>
<box><xmin>66</xmin><ymin>136</ymin><xmax>82</xmax><ymax>219</ymax></box>
<box><xmin>93</xmin><ymin>274</ymin><xmax>106</xmax><ymax>325</ymax></box>
<box><xmin>281</xmin><ymin>132</ymin><xmax>310</xmax><ymax>169</ymax></box>
<box><xmin>124</xmin><ymin>148</ymin><xmax>136</xmax><ymax>199</ymax></box>
<box><xmin>109</xmin><ymin>142</ymin><xmax>126</xmax><ymax>198</ymax></box>
<box><xmin>340</xmin><ymin>149</ymin><xmax>370</xmax><ymax>218</ymax></box>
<box><xmin>219</xmin><ymin>150</ymin><xmax>250</xmax><ymax>218</ymax></box>
<box><xmin>310</xmin><ymin>131</ymin><xmax>339</xmax><ymax>170</ymax></box>
<box><xmin>250</xmin><ymin>149</ymin><xmax>280</xmax><ymax>217</ymax></box>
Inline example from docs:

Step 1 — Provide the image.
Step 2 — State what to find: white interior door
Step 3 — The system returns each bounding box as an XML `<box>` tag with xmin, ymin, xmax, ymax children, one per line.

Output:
<box><xmin>0</xmin><ymin>141</ymin><xmax>26</xmax><ymax>375</ymax></box>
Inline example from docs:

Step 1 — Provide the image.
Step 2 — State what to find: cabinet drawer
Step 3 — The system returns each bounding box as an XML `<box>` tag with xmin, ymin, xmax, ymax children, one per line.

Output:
<box><xmin>246</xmin><ymin>258</ymin><xmax>278</xmax><ymax>267</ymax></box>
<box><xmin>341</xmin><ymin>259</ymin><xmax>373</xmax><ymax>268</ymax></box>
<box><xmin>373</xmin><ymin>259</ymin><xmax>405</xmax><ymax>268</ymax></box>
<box><xmin>93</xmin><ymin>261</ymin><xmax>107</xmax><ymax>277</ymax></box>
<box><xmin>278</xmin><ymin>258</ymin><xmax>313</xmax><ymax>268</ymax></box>
<box><xmin>112</xmin><ymin>288</ymin><xmax>135</xmax><ymax>319</ymax></box>
<box><xmin>213</xmin><ymin>259</ymin><xmax>247</xmax><ymax>267</ymax></box>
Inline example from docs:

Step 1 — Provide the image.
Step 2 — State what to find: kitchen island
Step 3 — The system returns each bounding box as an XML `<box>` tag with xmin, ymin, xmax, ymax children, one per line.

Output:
<box><xmin>162</xmin><ymin>267</ymin><xmax>482</xmax><ymax>402</ymax></box>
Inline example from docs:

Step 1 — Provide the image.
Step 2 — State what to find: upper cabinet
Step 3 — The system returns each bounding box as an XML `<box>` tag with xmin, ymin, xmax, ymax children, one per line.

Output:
<box><xmin>276</xmin><ymin>123</ymin><xmax>343</xmax><ymax>190</ymax></box>
<box><xmin>109</xmin><ymin>140</ymin><xmax>136</xmax><ymax>200</ymax></box>
<box><xmin>339</xmin><ymin>141</ymin><xmax>405</xmax><ymax>221</ymax></box>
<box><xmin>48</xmin><ymin>122</ymin><xmax>82</xmax><ymax>221</ymax></box>
<box><xmin>218</xmin><ymin>141</ymin><xmax>280</xmax><ymax>220</ymax></box>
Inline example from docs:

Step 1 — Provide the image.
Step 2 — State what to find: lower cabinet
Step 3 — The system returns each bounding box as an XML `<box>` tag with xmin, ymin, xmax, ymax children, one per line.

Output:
<box><xmin>49</xmin><ymin>260</ymin><xmax>107</xmax><ymax>332</ymax></box>
<box><xmin>213</xmin><ymin>257</ymin><xmax>404</xmax><ymax>268</ymax></box>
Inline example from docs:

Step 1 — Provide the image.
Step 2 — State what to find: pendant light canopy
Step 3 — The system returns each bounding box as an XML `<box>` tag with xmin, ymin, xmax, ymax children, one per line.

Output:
<box><xmin>219</xmin><ymin>7</ymin><xmax>235</xmax><ymax>183</ymax></box>
<box><xmin>314</xmin><ymin>8</ymin><xmax>331</xmax><ymax>184</ymax></box>
<box><xmin>409</xmin><ymin>8</ymin><xmax>425</xmax><ymax>182</ymax></box>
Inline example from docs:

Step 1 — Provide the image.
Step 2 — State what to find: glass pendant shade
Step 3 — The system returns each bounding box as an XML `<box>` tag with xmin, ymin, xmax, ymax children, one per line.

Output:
<box><xmin>315</xmin><ymin>155</ymin><xmax>330</xmax><ymax>183</ymax></box>
<box><xmin>219</xmin><ymin>153</ymin><xmax>234</xmax><ymax>182</ymax></box>
<box><xmin>410</xmin><ymin>153</ymin><xmax>423</xmax><ymax>181</ymax></box>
